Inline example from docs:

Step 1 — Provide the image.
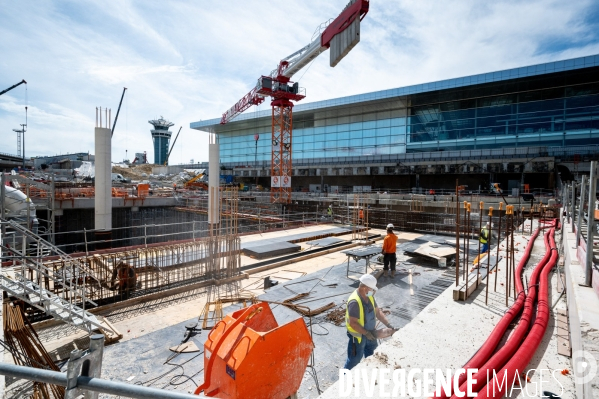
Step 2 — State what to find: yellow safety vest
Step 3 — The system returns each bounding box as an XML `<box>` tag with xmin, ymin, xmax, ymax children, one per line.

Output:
<box><xmin>480</xmin><ymin>228</ymin><xmax>489</xmax><ymax>244</ymax></box>
<box><xmin>345</xmin><ymin>290</ymin><xmax>375</xmax><ymax>344</ymax></box>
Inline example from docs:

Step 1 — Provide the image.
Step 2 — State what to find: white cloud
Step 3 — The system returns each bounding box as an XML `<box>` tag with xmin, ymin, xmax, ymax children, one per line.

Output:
<box><xmin>0</xmin><ymin>0</ymin><xmax>598</xmax><ymax>164</ymax></box>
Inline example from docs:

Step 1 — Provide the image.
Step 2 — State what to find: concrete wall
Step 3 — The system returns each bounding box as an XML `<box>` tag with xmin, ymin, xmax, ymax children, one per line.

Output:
<box><xmin>151</xmin><ymin>165</ymin><xmax>185</xmax><ymax>175</ymax></box>
<box><xmin>562</xmin><ymin>217</ymin><xmax>599</xmax><ymax>399</ymax></box>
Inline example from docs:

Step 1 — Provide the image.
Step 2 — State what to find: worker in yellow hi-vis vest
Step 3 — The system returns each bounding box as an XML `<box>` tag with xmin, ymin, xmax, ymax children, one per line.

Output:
<box><xmin>343</xmin><ymin>274</ymin><xmax>395</xmax><ymax>370</ymax></box>
<box><xmin>479</xmin><ymin>221</ymin><xmax>490</xmax><ymax>254</ymax></box>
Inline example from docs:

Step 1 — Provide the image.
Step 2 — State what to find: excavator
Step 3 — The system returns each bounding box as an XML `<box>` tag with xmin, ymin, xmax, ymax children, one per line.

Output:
<box><xmin>184</xmin><ymin>172</ymin><xmax>208</xmax><ymax>190</ymax></box>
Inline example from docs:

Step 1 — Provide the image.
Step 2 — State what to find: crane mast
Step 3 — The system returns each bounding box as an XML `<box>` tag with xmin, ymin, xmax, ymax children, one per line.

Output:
<box><xmin>221</xmin><ymin>0</ymin><xmax>369</xmax><ymax>203</ymax></box>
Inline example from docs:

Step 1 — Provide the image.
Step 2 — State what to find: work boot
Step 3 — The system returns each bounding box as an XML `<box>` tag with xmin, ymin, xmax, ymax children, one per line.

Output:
<box><xmin>391</xmin><ymin>270</ymin><xmax>395</xmax><ymax>278</ymax></box>
<box><xmin>383</xmin><ymin>270</ymin><xmax>389</xmax><ymax>277</ymax></box>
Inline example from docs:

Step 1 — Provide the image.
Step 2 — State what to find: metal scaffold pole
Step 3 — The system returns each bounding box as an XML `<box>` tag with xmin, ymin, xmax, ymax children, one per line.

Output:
<box><xmin>455</xmin><ymin>179</ymin><xmax>460</xmax><ymax>287</ymax></box>
<box><xmin>585</xmin><ymin>161</ymin><xmax>597</xmax><ymax>287</ymax></box>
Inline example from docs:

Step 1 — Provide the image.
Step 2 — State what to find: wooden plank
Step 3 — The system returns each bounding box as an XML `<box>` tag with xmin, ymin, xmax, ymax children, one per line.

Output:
<box><xmin>556</xmin><ymin>309</ymin><xmax>571</xmax><ymax>357</ymax></box>
<box><xmin>453</xmin><ymin>274</ymin><xmax>481</xmax><ymax>301</ymax></box>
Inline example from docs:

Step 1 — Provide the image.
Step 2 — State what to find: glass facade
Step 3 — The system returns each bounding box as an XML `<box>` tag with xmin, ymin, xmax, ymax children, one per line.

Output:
<box><xmin>152</xmin><ymin>135</ymin><xmax>170</xmax><ymax>165</ymax></box>
<box><xmin>192</xmin><ymin>54</ymin><xmax>599</xmax><ymax>165</ymax></box>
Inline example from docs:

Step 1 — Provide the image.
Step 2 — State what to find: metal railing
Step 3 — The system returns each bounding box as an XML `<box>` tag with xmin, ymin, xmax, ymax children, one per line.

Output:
<box><xmin>0</xmin><ymin>359</ymin><xmax>202</xmax><ymax>399</ymax></box>
<box><xmin>216</xmin><ymin>144</ymin><xmax>599</xmax><ymax>169</ymax></box>
<box><xmin>48</xmin><ymin>211</ymin><xmax>322</xmax><ymax>253</ymax></box>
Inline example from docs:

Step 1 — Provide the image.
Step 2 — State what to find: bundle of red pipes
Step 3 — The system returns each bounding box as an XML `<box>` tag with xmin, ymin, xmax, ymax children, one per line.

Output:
<box><xmin>434</xmin><ymin>219</ymin><xmax>559</xmax><ymax>399</ymax></box>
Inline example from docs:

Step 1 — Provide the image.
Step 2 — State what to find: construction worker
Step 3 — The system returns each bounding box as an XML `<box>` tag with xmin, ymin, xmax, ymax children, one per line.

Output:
<box><xmin>382</xmin><ymin>223</ymin><xmax>398</xmax><ymax>277</ymax></box>
<box><xmin>110</xmin><ymin>261</ymin><xmax>137</xmax><ymax>298</ymax></box>
<box><xmin>480</xmin><ymin>221</ymin><xmax>490</xmax><ymax>254</ymax></box>
<box><xmin>344</xmin><ymin>274</ymin><xmax>394</xmax><ymax>370</ymax></box>
<box><xmin>358</xmin><ymin>208</ymin><xmax>364</xmax><ymax>224</ymax></box>
<box><xmin>327</xmin><ymin>205</ymin><xmax>333</xmax><ymax>220</ymax></box>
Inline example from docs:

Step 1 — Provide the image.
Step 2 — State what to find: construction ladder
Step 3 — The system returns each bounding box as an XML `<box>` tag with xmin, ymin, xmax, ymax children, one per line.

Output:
<box><xmin>0</xmin><ymin>219</ymin><xmax>120</xmax><ymax>340</ymax></box>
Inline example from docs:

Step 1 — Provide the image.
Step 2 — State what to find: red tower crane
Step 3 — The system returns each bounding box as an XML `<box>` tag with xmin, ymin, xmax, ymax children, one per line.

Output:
<box><xmin>221</xmin><ymin>0</ymin><xmax>369</xmax><ymax>203</ymax></box>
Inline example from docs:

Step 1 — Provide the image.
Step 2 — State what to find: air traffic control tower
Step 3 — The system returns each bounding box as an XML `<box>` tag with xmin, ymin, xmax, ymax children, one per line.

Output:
<box><xmin>149</xmin><ymin>117</ymin><xmax>174</xmax><ymax>165</ymax></box>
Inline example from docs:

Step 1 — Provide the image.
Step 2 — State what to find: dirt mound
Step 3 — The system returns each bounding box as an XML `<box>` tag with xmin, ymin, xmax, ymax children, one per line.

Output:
<box><xmin>112</xmin><ymin>164</ymin><xmax>156</xmax><ymax>179</ymax></box>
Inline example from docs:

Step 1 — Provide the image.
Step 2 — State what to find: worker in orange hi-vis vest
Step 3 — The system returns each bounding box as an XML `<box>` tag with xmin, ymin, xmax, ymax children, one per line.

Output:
<box><xmin>381</xmin><ymin>224</ymin><xmax>398</xmax><ymax>277</ymax></box>
<box><xmin>358</xmin><ymin>208</ymin><xmax>364</xmax><ymax>224</ymax></box>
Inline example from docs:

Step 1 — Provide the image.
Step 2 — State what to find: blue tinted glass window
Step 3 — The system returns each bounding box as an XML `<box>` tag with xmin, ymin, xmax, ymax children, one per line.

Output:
<box><xmin>376</xmin><ymin>119</ymin><xmax>391</xmax><ymax>128</ymax></box>
<box><xmin>350</xmin><ymin>122</ymin><xmax>362</xmax><ymax>130</ymax></box>
<box><xmin>363</xmin><ymin>121</ymin><xmax>376</xmax><ymax>129</ymax></box>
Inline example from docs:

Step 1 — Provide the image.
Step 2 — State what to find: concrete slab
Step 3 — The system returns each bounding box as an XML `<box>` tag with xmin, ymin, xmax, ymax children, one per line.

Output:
<box><xmin>305</xmin><ymin>237</ymin><xmax>345</xmax><ymax>247</ymax></box>
<box><xmin>242</xmin><ymin>241</ymin><xmax>301</xmax><ymax>259</ymax></box>
<box><xmin>318</xmin><ymin>220</ymin><xmax>576</xmax><ymax>399</ymax></box>
<box><xmin>93</xmin><ymin>259</ymin><xmax>453</xmax><ymax>398</ymax></box>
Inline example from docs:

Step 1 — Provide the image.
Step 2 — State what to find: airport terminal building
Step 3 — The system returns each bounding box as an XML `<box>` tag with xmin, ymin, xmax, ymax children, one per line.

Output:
<box><xmin>191</xmin><ymin>54</ymin><xmax>599</xmax><ymax>191</ymax></box>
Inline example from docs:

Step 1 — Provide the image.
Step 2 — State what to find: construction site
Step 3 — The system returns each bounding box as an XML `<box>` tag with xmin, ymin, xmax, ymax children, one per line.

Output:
<box><xmin>2</xmin><ymin>1</ymin><xmax>599</xmax><ymax>399</ymax></box>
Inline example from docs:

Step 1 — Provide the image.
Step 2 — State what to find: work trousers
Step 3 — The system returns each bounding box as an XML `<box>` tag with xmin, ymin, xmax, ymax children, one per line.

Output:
<box><xmin>343</xmin><ymin>333</ymin><xmax>378</xmax><ymax>370</ymax></box>
<box><xmin>383</xmin><ymin>253</ymin><xmax>397</xmax><ymax>271</ymax></box>
<box><xmin>480</xmin><ymin>243</ymin><xmax>489</xmax><ymax>254</ymax></box>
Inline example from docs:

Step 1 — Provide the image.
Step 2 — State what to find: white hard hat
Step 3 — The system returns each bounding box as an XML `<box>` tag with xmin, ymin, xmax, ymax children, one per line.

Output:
<box><xmin>387</xmin><ymin>223</ymin><xmax>394</xmax><ymax>229</ymax></box>
<box><xmin>359</xmin><ymin>274</ymin><xmax>378</xmax><ymax>291</ymax></box>
<box><xmin>485</xmin><ymin>221</ymin><xmax>490</xmax><ymax>226</ymax></box>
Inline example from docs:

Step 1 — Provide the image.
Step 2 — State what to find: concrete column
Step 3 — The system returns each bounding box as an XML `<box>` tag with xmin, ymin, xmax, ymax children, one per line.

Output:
<box><xmin>94</xmin><ymin>127</ymin><xmax>112</xmax><ymax>231</ymax></box>
<box><xmin>208</xmin><ymin>136</ymin><xmax>220</xmax><ymax>225</ymax></box>
<box><xmin>585</xmin><ymin>161</ymin><xmax>597</xmax><ymax>286</ymax></box>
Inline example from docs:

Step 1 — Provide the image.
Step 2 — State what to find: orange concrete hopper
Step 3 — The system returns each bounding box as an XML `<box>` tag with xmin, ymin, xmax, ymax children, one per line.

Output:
<box><xmin>194</xmin><ymin>302</ymin><xmax>313</xmax><ymax>399</ymax></box>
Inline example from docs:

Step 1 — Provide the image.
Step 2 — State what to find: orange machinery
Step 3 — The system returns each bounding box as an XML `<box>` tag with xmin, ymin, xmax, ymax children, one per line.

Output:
<box><xmin>137</xmin><ymin>183</ymin><xmax>150</xmax><ymax>197</ymax></box>
<box><xmin>195</xmin><ymin>302</ymin><xmax>313</xmax><ymax>399</ymax></box>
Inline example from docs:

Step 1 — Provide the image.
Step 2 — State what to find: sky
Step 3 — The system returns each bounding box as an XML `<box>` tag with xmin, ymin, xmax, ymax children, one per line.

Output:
<box><xmin>1</xmin><ymin>0</ymin><xmax>598</xmax><ymax>165</ymax></box>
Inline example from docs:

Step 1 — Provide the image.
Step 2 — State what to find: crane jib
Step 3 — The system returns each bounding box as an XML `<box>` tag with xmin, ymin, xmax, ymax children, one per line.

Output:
<box><xmin>219</xmin><ymin>0</ymin><xmax>369</xmax><ymax>126</ymax></box>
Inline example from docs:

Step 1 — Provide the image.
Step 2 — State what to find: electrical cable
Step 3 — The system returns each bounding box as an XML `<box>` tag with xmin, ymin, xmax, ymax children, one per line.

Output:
<box><xmin>135</xmin><ymin>349</ymin><xmax>204</xmax><ymax>389</ymax></box>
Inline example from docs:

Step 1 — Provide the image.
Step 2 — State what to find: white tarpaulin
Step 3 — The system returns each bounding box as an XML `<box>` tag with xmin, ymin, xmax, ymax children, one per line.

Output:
<box><xmin>75</xmin><ymin>161</ymin><xmax>95</xmax><ymax>178</ymax></box>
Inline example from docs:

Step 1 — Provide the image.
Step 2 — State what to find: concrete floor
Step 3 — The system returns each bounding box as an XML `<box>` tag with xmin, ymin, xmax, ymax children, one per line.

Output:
<box><xmin>6</xmin><ymin>221</ymin><xmax>577</xmax><ymax>399</ymax></box>
<box><xmin>3</xmin><ymin>224</ymin><xmax>461</xmax><ymax>398</ymax></box>
<box><xmin>318</xmin><ymin>220</ymin><xmax>576</xmax><ymax>398</ymax></box>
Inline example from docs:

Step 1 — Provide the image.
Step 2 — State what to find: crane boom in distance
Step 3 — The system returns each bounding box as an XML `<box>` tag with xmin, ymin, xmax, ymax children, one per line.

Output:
<box><xmin>0</xmin><ymin>80</ymin><xmax>27</xmax><ymax>96</ymax></box>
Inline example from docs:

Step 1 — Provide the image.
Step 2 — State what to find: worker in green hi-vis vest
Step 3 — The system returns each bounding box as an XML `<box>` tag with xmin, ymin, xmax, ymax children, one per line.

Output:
<box><xmin>343</xmin><ymin>274</ymin><xmax>396</xmax><ymax>370</ymax></box>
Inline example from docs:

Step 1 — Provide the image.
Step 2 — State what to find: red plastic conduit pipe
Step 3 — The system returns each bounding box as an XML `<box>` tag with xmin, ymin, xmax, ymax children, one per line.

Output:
<box><xmin>450</xmin><ymin>226</ymin><xmax>555</xmax><ymax>398</ymax></box>
<box><xmin>433</xmin><ymin>227</ymin><xmax>543</xmax><ymax>399</ymax></box>
<box><xmin>476</xmin><ymin>227</ymin><xmax>558</xmax><ymax>399</ymax></box>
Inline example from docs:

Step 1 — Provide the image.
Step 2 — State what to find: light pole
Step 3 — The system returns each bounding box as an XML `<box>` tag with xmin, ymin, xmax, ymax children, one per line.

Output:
<box><xmin>13</xmin><ymin>123</ymin><xmax>26</xmax><ymax>169</ymax></box>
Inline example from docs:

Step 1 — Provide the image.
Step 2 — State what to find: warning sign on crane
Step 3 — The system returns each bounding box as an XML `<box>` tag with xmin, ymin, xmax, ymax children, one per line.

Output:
<box><xmin>282</xmin><ymin>176</ymin><xmax>291</xmax><ymax>188</ymax></box>
<box><xmin>271</xmin><ymin>175</ymin><xmax>291</xmax><ymax>188</ymax></box>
